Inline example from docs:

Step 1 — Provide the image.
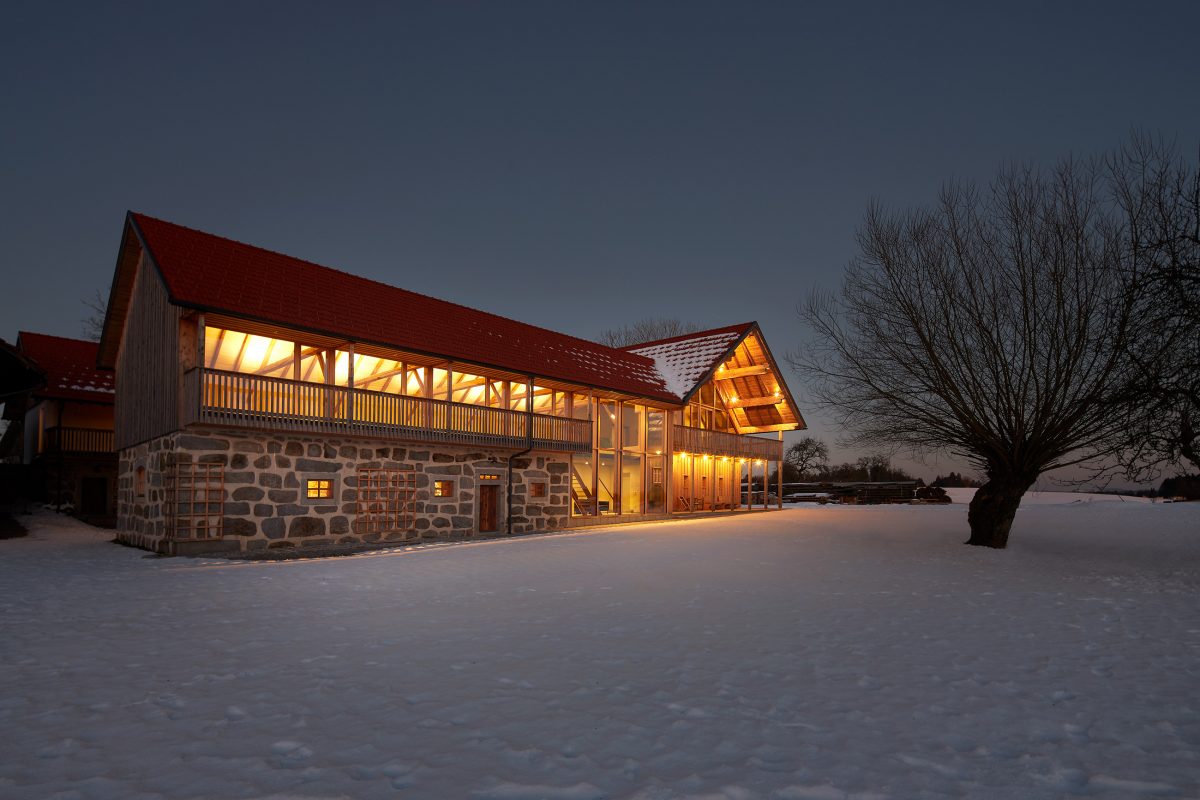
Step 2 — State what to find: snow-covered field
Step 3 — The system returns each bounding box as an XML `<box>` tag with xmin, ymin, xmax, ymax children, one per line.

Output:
<box><xmin>1</xmin><ymin>495</ymin><xmax>1197</xmax><ymax>799</ymax></box>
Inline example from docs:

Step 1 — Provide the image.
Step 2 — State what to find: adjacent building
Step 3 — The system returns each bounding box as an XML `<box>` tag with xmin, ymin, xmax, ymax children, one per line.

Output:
<box><xmin>98</xmin><ymin>212</ymin><xmax>805</xmax><ymax>554</ymax></box>
<box><xmin>0</xmin><ymin>333</ymin><xmax>116</xmax><ymax>522</ymax></box>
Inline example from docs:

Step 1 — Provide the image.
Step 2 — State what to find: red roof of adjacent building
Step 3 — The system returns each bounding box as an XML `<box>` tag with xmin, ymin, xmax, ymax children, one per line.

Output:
<box><xmin>125</xmin><ymin>213</ymin><xmax>679</xmax><ymax>402</ymax></box>
<box><xmin>17</xmin><ymin>332</ymin><xmax>115</xmax><ymax>404</ymax></box>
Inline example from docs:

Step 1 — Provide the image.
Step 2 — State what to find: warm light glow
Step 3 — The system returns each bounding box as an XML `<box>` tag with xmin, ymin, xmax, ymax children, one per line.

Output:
<box><xmin>729</xmin><ymin>395</ymin><xmax>738</xmax><ymax>402</ymax></box>
<box><xmin>655</xmin><ymin>449</ymin><xmax>662</xmax><ymax>455</ymax></box>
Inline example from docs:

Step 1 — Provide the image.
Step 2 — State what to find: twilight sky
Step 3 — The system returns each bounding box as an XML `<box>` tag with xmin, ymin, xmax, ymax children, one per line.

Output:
<box><xmin>3</xmin><ymin>1</ymin><xmax>1198</xmax><ymax>478</ymax></box>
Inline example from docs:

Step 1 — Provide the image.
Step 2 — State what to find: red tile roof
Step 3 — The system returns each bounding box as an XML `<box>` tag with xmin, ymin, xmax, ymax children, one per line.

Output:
<box><xmin>127</xmin><ymin>213</ymin><xmax>678</xmax><ymax>402</ymax></box>
<box><xmin>18</xmin><ymin>332</ymin><xmax>115</xmax><ymax>404</ymax></box>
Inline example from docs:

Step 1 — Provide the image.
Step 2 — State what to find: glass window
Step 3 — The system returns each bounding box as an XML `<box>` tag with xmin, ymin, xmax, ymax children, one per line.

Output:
<box><xmin>509</xmin><ymin>382</ymin><xmax>530</xmax><ymax>411</ymax></box>
<box><xmin>432</xmin><ymin>368</ymin><xmax>450</xmax><ymax>399</ymax></box>
<box><xmin>621</xmin><ymin>453</ymin><xmax>642</xmax><ymax>514</ymax></box>
<box><xmin>646</xmin><ymin>455</ymin><xmax>665</xmax><ymax>514</ymax></box>
<box><xmin>531</xmin><ymin>385</ymin><xmax>554</xmax><ymax>414</ymax></box>
<box><xmin>305</xmin><ymin>478</ymin><xmax>333</xmax><ymax>500</ymax></box>
<box><xmin>530</xmin><ymin>482</ymin><xmax>547</xmax><ymax>498</ymax></box>
<box><xmin>571</xmin><ymin>454</ymin><xmax>594</xmax><ymax>516</ymax></box>
<box><xmin>452</xmin><ymin>372</ymin><xmax>487</xmax><ymax>405</ymax></box>
<box><xmin>597</xmin><ymin>452</ymin><xmax>616</xmax><ymax>514</ymax></box>
<box><xmin>571</xmin><ymin>394</ymin><xmax>591</xmax><ymax>420</ymax></box>
<box><xmin>647</xmin><ymin>411</ymin><xmax>665</xmax><ymax>454</ymax></box>
<box><xmin>622</xmin><ymin>404</ymin><xmax>644</xmax><ymax>451</ymax></box>
<box><xmin>598</xmin><ymin>401</ymin><xmax>616</xmax><ymax>450</ymax></box>
<box><xmin>488</xmin><ymin>380</ymin><xmax>507</xmax><ymax>407</ymax></box>
<box><xmin>404</xmin><ymin>367</ymin><xmax>427</xmax><ymax>397</ymax></box>
<box><xmin>433</xmin><ymin>480</ymin><xmax>454</xmax><ymax>498</ymax></box>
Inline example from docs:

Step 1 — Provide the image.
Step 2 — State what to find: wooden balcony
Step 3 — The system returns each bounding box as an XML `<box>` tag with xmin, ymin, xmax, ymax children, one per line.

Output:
<box><xmin>42</xmin><ymin>426</ymin><xmax>115</xmax><ymax>455</ymax></box>
<box><xmin>673</xmin><ymin>425</ymin><xmax>782</xmax><ymax>461</ymax></box>
<box><xmin>182</xmin><ymin>368</ymin><xmax>592</xmax><ymax>453</ymax></box>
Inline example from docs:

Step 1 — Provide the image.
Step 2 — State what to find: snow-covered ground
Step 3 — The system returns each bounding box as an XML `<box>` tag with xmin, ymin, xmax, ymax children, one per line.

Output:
<box><xmin>1</xmin><ymin>497</ymin><xmax>1197</xmax><ymax>800</ymax></box>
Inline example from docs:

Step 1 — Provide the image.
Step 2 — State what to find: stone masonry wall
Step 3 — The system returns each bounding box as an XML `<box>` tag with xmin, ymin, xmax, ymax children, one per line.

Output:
<box><xmin>117</xmin><ymin>428</ymin><xmax>571</xmax><ymax>554</ymax></box>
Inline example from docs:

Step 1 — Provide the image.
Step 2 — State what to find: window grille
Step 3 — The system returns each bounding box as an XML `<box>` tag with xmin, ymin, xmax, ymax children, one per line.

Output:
<box><xmin>166</xmin><ymin>462</ymin><xmax>224</xmax><ymax>540</ymax></box>
<box><xmin>355</xmin><ymin>467</ymin><xmax>416</xmax><ymax>535</ymax></box>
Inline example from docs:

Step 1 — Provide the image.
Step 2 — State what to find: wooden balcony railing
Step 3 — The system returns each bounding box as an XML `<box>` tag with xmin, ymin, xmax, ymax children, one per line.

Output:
<box><xmin>672</xmin><ymin>425</ymin><xmax>782</xmax><ymax>461</ymax></box>
<box><xmin>42</xmin><ymin>426</ymin><xmax>115</xmax><ymax>454</ymax></box>
<box><xmin>183</xmin><ymin>368</ymin><xmax>592</xmax><ymax>453</ymax></box>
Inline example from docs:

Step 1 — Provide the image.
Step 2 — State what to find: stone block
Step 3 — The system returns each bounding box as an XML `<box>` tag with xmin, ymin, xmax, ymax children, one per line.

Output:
<box><xmin>285</xmin><ymin>441</ymin><xmax>304</xmax><ymax>456</ymax></box>
<box><xmin>198</xmin><ymin>454</ymin><xmax>228</xmax><ymax>465</ymax></box>
<box><xmin>234</xmin><ymin>440</ymin><xmax>265</xmax><ymax>454</ymax></box>
<box><xmin>177</xmin><ymin>435</ymin><xmax>230</xmax><ymax>451</ymax></box>
<box><xmin>269</xmin><ymin>489</ymin><xmax>299</xmax><ymax>503</ymax></box>
<box><xmin>223</xmin><ymin>502</ymin><xmax>252</xmax><ymax>516</ymax></box>
<box><xmin>296</xmin><ymin>458</ymin><xmax>338</xmax><ymax>473</ymax></box>
<box><xmin>409</xmin><ymin>450</ymin><xmax>429</xmax><ymax>460</ymax></box>
<box><xmin>432</xmin><ymin>453</ymin><xmax>453</xmax><ymax>463</ymax></box>
<box><xmin>274</xmin><ymin>455</ymin><xmax>291</xmax><ymax>469</ymax></box>
<box><xmin>232</xmin><ymin>486</ymin><xmax>264</xmax><ymax>501</ymax></box>
<box><xmin>289</xmin><ymin>517</ymin><xmax>326</xmax><ymax>537</ymax></box>
<box><xmin>253</xmin><ymin>455</ymin><xmax>271</xmax><ymax>469</ymax></box>
<box><xmin>276</xmin><ymin>503</ymin><xmax>308</xmax><ymax>516</ymax></box>
<box><xmin>258</xmin><ymin>473</ymin><xmax>283</xmax><ymax>488</ymax></box>
<box><xmin>224</xmin><ymin>517</ymin><xmax>257</xmax><ymax>536</ymax></box>
<box><xmin>307</xmin><ymin>444</ymin><xmax>322</xmax><ymax>457</ymax></box>
<box><xmin>224</xmin><ymin>471</ymin><xmax>255</xmax><ymax>485</ymax></box>
<box><xmin>262</xmin><ymin>518</ymin><xmax>285</xmax><ymax>539</ymax></box>
<box><xmin>254</xmin><ymin>504</ymin><xmax>274</xmax><ymax>518</ymax></box>
<box><xmin>330</xmin><ymin>516</ymin><xmax>350</xmax><ymax>534</ymax></box>
<box><xmin>231</xmin><ymin>454</ymin><xmax>248</xmax><ymax>469</ymax></box>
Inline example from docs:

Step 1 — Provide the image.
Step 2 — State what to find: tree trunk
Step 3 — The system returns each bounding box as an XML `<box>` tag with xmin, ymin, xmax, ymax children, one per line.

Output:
<box><xmin>966</xmin><ymin>474</ymin><xmax>1036</xmax><ymax>548</ymax></box>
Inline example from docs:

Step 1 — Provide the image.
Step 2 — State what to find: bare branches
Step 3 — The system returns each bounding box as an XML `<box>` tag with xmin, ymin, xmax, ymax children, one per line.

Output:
<box><xmin>790</xmin><ymin>150</ymin><xmax>1168</xmax><ymax>546</ymax></box>
<box><xmin>596</xmin><ymin>318</ymin><xmax>702</xmax><ymax>348</ymax></box>
<box><xmin>80</xmin><ymin>290</ymin><xmax>107</xmax><ymax>342</ymax></box>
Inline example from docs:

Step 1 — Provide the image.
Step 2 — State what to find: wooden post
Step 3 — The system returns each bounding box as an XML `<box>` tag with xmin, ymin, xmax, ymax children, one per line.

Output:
<box><xmin>346</xmin><ymin>344</ymin><xmax>355</xmax><ymax>424</ymax></box>
<box><xmin>777</xmin><ymin>431</ymin><xmax>784</xmax><ymax>510</ymax></box>
<box><xmin>446</xmin><ymin>367</ymin><xmax>453</xmax><ymax>430</ymax></box>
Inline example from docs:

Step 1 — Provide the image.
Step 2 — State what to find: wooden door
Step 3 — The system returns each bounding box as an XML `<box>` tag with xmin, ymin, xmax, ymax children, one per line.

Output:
<box><xmin>479</xmin><ymin>484</ymin><xmax>498</xmax><ymax>532</ymax></box>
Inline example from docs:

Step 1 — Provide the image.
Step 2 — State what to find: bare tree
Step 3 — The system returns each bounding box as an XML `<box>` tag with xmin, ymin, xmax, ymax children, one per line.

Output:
<box><xmin>1109</xmin><ymin>135</ymin><xmax>1200</xmax><ymax>475</ymax></box>
<box><xmin>785</xmin><ymin>437</ymin><xmax>830</xmax><ymax>479</ymax></box>
<box><xmin>597</xmin><ymin>318</ymin><xmax>701</xmax><ymax>348</ymax></box>
<box><xmin>792</xmin><ymin>156</ymin><xmax>1151</xmax><ymax>548</ymax></box>
<box><xmin>80</xmin><ymin>290</ymin><xmax>107</xmax><ymax>342</ymax></box>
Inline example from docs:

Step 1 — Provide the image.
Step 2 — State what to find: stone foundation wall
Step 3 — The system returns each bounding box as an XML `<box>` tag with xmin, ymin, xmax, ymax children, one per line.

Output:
<box><xmin>117</xmin><ymin>428</ymin><xmax>570</xmax><ymax>554</ymax></box>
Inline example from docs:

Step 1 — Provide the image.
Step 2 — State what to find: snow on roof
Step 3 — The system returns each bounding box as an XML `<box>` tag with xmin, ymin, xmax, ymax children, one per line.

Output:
<box><xmin>17</xmin><ymin>332</ymin><xmax>115</xmax><ymax>403</ymax></box>
<box><xmin>625</xmin><ymin>324</ymin><xmax>751</xmax><ymax>399</ymax></box>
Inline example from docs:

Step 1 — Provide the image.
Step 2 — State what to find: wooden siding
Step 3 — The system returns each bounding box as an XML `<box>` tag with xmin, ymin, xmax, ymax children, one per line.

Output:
<box><xmin>182</xmin><ymin>368</ymin><xmax>593</xmax><ymax>453</ymax></box>
<box><xmin>114</xmin><ymin>254</ymin><xmax>181</xmax><ymax>450</ymax></box>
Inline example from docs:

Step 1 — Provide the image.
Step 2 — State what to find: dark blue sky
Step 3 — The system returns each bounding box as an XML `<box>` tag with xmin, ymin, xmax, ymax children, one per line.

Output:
<box><xmin>3</xmin><ymin>1</ymin><xmax>1198</xmax><ymax>475</ymax></box>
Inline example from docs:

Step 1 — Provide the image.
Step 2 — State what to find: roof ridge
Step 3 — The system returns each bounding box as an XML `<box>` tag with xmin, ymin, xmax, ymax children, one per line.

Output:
<box><xmin>621</xmin><ymin>322</ymin><xmax>756</xmax><ymax>351</ymax></box>
<box><xmin>18</xmin><ymin>331</ymin><xmax>99</xmax><ymax>346</ymax></box>
<box><xmin>129</xmin><ymin>212</ymin><xmax>657</xmax><ymax>368</ymax></box>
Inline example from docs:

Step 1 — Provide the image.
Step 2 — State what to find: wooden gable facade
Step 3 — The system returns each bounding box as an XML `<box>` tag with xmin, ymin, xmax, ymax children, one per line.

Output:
<box><xmin>100</xmin><ymin>212</ymin><xmax>804</xmax><ymax>554</ymax></box>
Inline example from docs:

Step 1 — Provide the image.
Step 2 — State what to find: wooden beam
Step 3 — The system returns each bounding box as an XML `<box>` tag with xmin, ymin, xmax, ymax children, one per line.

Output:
<box><xmin>739</xmin><ymin>423</ymin><xmax>800</xmax><ymax>434</ymax></box>
<box><xmin>713</xmin><ymin>364</ymin><xmax>770</xmax><ymax>380</ymax></box>
<box><xmin>725</xmin><ymin>396</ymin><xmax>784</xmax><ymax>410</ymax></box>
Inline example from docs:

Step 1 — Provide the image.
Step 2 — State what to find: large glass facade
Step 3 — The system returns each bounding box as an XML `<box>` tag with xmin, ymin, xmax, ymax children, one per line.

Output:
<box><xmin>570</xmin><ymin>399</ymin><xmax>673</xmax><ymax>519</ymax></box>
<box><xmin>621</xmin><ymin>453</ymin><xmax>642</xmax><ymax>514</ymax></box>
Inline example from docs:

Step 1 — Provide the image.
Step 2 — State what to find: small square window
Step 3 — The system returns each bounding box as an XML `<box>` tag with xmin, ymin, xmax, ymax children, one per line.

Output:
<box><xmin>306</xmin><ymin>479</ymin><xmax>333</xmax><ymax>500</ymax></box>
<box><xmin>530</xmin><ymin>481</ymin><xmax>547</xmax><ymax>498</ymax></box>
<box><xmin>433</xmin><ymin>480</ymin><xmax>454</xmax><ymax>498</ymax></box>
